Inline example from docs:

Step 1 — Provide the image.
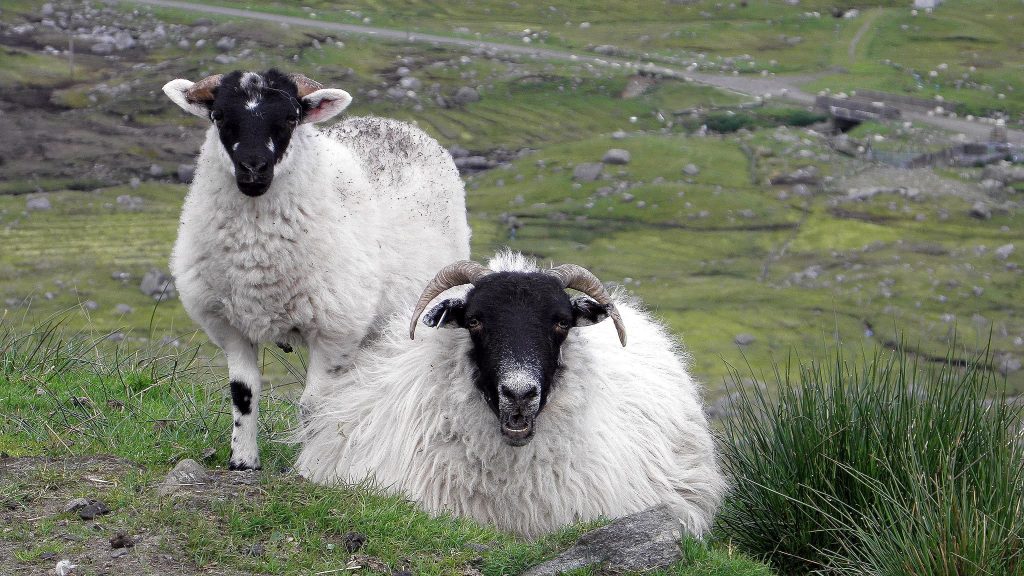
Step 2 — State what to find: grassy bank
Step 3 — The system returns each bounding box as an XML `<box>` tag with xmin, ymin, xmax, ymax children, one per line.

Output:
<box><xmin>0</xmin><ymin>323</ymin><xmax>771</xmax><ymax>575</ymax></box>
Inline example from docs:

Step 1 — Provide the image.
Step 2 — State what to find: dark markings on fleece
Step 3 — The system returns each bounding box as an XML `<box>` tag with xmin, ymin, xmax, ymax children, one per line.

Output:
<box><xmin>230</xmin><ymin>380</ymin><xmax>253</xmax><ymax>415</ymax></box>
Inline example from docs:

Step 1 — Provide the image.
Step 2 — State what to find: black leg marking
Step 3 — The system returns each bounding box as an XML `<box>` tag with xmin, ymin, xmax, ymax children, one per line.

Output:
<box><xmin>234</xmin><ymin>419</ymin><xmax>242</xmax><ymax>428</ymax></box>
<box><xmin>230</xmin><ymin>380</ymin><xmax>253</xmax><ymax>415</ymax></box>
<box><xmin>276</xmin><ymin>341</ymin><xmax>293</xmax><ymax>353</ymax></box>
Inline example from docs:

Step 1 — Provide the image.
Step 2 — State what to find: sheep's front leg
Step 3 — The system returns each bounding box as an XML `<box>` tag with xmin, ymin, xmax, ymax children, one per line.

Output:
<box><xmin>204</xmin><ymin>320</ymin><xmax>263</xmax><ymax>470</ymax></box>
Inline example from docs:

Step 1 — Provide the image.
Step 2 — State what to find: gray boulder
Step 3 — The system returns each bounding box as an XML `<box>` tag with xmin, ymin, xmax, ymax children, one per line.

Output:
<box><xmin>769</xmin><ymin>165</ymin><xmax>820</xmax><ymax>186</ymax></box>
<box><xmin>140</xmin><ymin>269</ymin><xmax>177</xmax><ymax>301</ymax></box>
<box><xmin>734</xmin><ymin>333</ymin><xmax>756</xmax><ymax>346</ymax></box>
<box><xmin>521</xmin><ymin>505</ymin><xmax>684</xmax><ymax>576</ymax></box>
<box><xmin>682</xmin><ymin>163</ymin><xmax>700</xmax><ymax>176</ymax></box>
<box><xmin>969</xmin><ymin>201</ymin><xmax>992</xmax><ymax>220</ymax></box>
<box><xmin>453</xmin><ymin>86</ymin><xmax>480</xmax><ymax>105</ymax></box>
<box><xmin>602</xmin><ymin>148</ymin><xmax>631</xmax><ymax>165</ymax></box>
<box><xmin>573</xmin><ymin>163</ymin><xmax>604</xmax><ymax>182</ymax></box>
<box><xmin>453</xmin><ymin>156</ymin><xmax>493</xmax><ymax>172</ymax></box>
<box><xmin>158</xmin><ymin>459</ymin><xmax>211</xmax><ymax>496</ymax></box>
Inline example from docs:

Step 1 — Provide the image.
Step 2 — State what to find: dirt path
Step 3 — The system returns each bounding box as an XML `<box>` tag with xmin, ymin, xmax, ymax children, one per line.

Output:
<box><xmin>847</xmin><ymin>8</ymin><xmax>882</xmax><ymax>64</ymax></box>
<box><xmin>122</xmin><ymin>0</ymin><xmax>1024</xmax><ymax>144</ymax></box>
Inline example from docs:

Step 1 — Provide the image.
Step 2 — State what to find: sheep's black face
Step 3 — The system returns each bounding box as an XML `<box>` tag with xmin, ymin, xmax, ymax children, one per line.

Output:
<box><xmin>209</xmin><ymin>70</ymin><xmax>302</xmax><ymax>197</ymax></box>
<box><xmin>424</xmin><ymin>273</ymin><xmax>610</xmax><ymax>446</ymax></box>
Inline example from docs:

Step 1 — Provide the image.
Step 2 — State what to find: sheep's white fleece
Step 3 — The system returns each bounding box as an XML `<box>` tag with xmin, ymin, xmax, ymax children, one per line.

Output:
<box><xmin>171</xmin><ymin>115</ymin><xmax>470</xmax><ymax>356</ymax></box>
<box><xmin>296</xmin><ymin>252</ymin><xmax>726</xmax><ymax>539</ymax></box>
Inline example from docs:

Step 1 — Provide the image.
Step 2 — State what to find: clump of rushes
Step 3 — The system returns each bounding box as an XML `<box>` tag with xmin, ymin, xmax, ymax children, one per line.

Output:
<box><xmin>716</xmin><ymin>345</ymin><xmax>1024</xmax><ymax>575</ymax></box>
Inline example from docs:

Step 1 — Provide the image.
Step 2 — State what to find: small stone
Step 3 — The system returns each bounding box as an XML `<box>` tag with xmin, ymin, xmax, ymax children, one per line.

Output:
<box><xmin>573</xmin><ymin>163</ymin><xmax>603</xmax><ymax>182</ymax></box>
<box><xmin>995</xmin><ymin>244</ymin><xmax>1014</xmax><ymax>259</ymax></box>
<box><xmin>26</xmin><ymin>196</ymin><xmax>51</xmax><ymax>211</ymax></box>
<box><xmin>215</xmin><ymin>36</ymin><xmax>236</xmax><ymax>51</ymax></box>
<box><xmin>110</xmin><ymin>547</ymin><xmax>128</xmax><ymax>558</ymax></box>
<box><xmin>83</xmin><ymin>300</ymin><xmax>98</xmax><ymax>311</ymax></box>
<box><xmin>129</xmin><ymin>177</ymin><xmax>141</xmax><ymax>190</ymax></box>
<box><xmin>63</xmin><ymin>498</ymin><xmax>90</xmax><ymax>514</ymax></box>
<box><xmin>452</xmin><ymin>86</ymin><xmax>480</xmax><ymax>105</ymax></box>
<box><xmin>77</xmin><ymin>500</ymin><xmax>110</xmax><ymax>520</ymax></box>
<box><xmin>734</xmin><ymin>333</ymin><xmax>756</xmax><ymax>346</ymax></box>
<box><xmin>159</xmin><ymin>459</ymin><xmax>210</xmax><ymax>496</ymax></box>
<box><xmin>140</xmin><ymin>269</ymin><xmax>177</xmax><ymax>301</ymax></box>
<box><xmin>115</xmin><ymin>304</ymin><xmax>133</xmax><ymax>315</ymax></box>
<box><xmin>149</xmin><ymin>164</ymin><xmax>164</xmax><ymax>177</ymax></box>
<box><xmin>344</xmin><ymin>531</ymin><xmax>367</xmax><ymax>553</ymax></box>
<box><xmin>176</xmin><ymin>164</ymin><xmax>195</xmax><ymax>183</ymax></box>
<box><xmin>969</xmin><ymin>202</ymin><xmax>992</xmax><ymax>220</ymax></box>
<box><xmin>602</xmin><ymin>148</ymin><xmax>631</xmax><ymax>165</ymax></box>
<box><xmin>116</xmin><ymin>195</ymin><xmax>144</xmax><ymax>211</ymax></box>
<box><xmin>110</xmin><ymin>532</ymin><xmax>134</xmax><ymax>549</ymax></box>
<box><xmin>682</xmin><ymin>163</ymin><xmax>700</xmax><ymax>176</ymax></box>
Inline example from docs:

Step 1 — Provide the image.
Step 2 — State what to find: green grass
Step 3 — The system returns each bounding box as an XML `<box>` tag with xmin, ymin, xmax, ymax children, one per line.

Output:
<box><xmin>0</xmin><ymin>322</ymin><xmax>770</xmax><ymax>575</ymax></box>
<box><xmin>716</xmin><ymin>343</ymin><xmax>1024</xmax><ymax>574</ymax></box>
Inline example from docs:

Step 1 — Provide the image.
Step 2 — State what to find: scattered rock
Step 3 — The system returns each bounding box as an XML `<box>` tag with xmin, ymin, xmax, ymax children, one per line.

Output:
<box><xmin>995</xmin><ymin>244</ymin><xmax>1015</xmax><ymax>260</ymax></box>
<box><xmin>453</xmin><ymin>156</ymin><xmax>493</xmax><ymax>172</ymax></box>
<box><xmin>148</xmin><ymin>164</ymin><xmax>164</xmax><ymax>177</ymax></box>
<box><xmin>998</xmin><ymin>354</ymin><xmax>1022</xmax><ymax>375</ymax></box>
<box><xmin>399</xmin><ymin>76</ymin><xmax>421</xmax><ymax>90</ymax></box>
<box><xmin>159</xmin><ymin>458</ymin><xmax>210</xmax><ymax>496</ymax></box>
<box><xmin>110</xmin><ymin>547</ymin><xmax>128</xmax><ymax>558</ymax></box>
<box><xmin>734</xmin><ymin>333</ymin><xmax>756</xmax><ymax>346</ymax></box>
<box><xmin>601</xmin><ymin>148</ymin><xmax>631</xmax><ymax>165</ymax></box>
<box><xmin>682</xmin><ymin>163</ymin><xmax>700</xmax><ymax>176</ymax></box>
<box><xmin>215</xmin><ymin>36</ymin><xmax>236</xmax><ymax>51</ymax></box>
<box><xmin>109</xmin><ymin>532</ymin><xmax>134</xmax><ymax>549</ymax></box>
<box><xmin>63</xmin><ymin>498</ymin><xmax>90</xmax><ymax>514</ymax></box>
<box><xmin>55</xmin><ymin>559</ymin><xmax>77</xmax><ymax>576</ymax></box>
<box><xmin>452</xmin><ymin>86</ymin><xmax>480</xmax><ymax>105</ymax></box>
<box><xmin>573</xmin><ymin>163</ymin><xmax>604</xmax><ymax>182</ymax></box>
<box><xmin>114</xmin><ymin>304</ymin><xmax>133</xmax><ymax>315</ymax></box>
<box><xmin>969</xmin><ymin>201</ymin><xmax>992</xmax><ymax>220</ymax></box>
<box><xmin>982</xmin><ymin>163</ymin><xmax>1024</xmax><ymax>185</ymax></box>
<box><xmin>177</xmin><ymin>164</ymin><xmax>195</xmax><ymax>184</ymax></box>
<box><xmin>77</xmin><ymin>500</ymin><xmax>110</xmax><ymax>520</ymax></box>
<box><xmin>448</xmin><ymin>145</ymin><xmax>469</xmax><ymax>159</ymax></box>
<box><xmin>521</xmin><ymin>505</ymin><xmax>683</xmax><ymax>576</ymax></box>
<box><xmin>769</xmin><ymin>166</ymin><xmax>820</xmax><ymax>186</ymax></box>
<box><xmin>116</xmin><ymin>195</ymin><xmax>144</xmax><ymax>211</ymax></box>
<box><xmin>26</xmin><ymin>196</ymin><xmax>52</xmax><ymax>211</ymax></box>
<box><xmin>979</xmin><ymin>178</ymin><xmax>1003</xmax><ymax>192</ymax></box>
<box><xmin>83</xmin><ymin>300</ymin><xmax>98</xmax><ymax>311</ymax></box>
<box><xmin>140</xmin><ymin>269</ymin><xmax>177</xmax><ymax>301</ymax></box>
<box><xmin>343</xmin><ymin>531</ymin><xmax>367</xmax><ymax>553</ymax></box>
<box><xmin>706</xmin><ymin>392</ymin><xmax>741</xmax><ymax>420</ymax></box>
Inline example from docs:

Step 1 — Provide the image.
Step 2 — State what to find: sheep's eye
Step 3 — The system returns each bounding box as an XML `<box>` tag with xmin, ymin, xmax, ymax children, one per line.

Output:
<box><xmin>556</xmin><ymin>320</ymin><xmax>571</xmax><ymax>330</ymax></box>
<box><xmin>210</xmin><ymin>110</ymin><xmax>222</xmax><ymax>121</ymax></box>
<box><xmin>287</xmin><ymin>117</ymin><xmax>299</xmax><ymax>127</ymax></box>
<box><xmin>466</xmin><ymin>318</ymin><xmax>481</xmax><ymax>329</ymax></box>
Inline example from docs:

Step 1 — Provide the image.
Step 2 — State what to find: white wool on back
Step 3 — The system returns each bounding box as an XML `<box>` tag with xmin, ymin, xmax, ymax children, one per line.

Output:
<box><xmin>296</xmin><ymin>252</ymin><xmax>726</xmax><ymax>539</ymax></box>
<box><xmin>171</xmin><ymin>115</ymin><xmax>470</xmax><ymax>350</ymax></box>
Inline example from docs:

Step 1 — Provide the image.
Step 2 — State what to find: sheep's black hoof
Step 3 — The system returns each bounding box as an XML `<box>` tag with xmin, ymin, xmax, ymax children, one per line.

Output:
<box><xmin>228</xmin><ymin>459</ymin><xmax>262</xmax><ymax>471</ymax></box>
<box><xmin>276</xmin><ymin>342</ymin><xmax>293</xmax><ymax>353</ymax></box>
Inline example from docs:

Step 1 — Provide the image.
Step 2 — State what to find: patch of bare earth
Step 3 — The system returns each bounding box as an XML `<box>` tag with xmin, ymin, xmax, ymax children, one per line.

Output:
<box><xmin>0</xmin><ymin>454</ymin><xmax>262</xmax><ymax>576</ymax></box>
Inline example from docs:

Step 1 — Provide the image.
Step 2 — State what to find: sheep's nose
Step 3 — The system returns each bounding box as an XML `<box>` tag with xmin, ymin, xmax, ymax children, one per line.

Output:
<box><xmin>507</xmin><ymin>412</ymin><xmax>530</xmax><ymax>429</ymax></box>
<box><xmin>500</xmin><ymin>384</ymin><xmax>539</xmax><ymax>404</ymax></box>
<box><xmin>239</xmin><ymin>159</ymin><xmax>268</xmax><ymax>174</ymax></box>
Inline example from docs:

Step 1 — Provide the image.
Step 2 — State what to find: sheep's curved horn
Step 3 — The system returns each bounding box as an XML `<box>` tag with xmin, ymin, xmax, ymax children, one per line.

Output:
<box><xmin>546</xmin><ymin>264</ymin><xmax>627</xmax><ymax>347</ymax></box>
<box><xmin>185</xmin><ymin>73</ymin><xmax>223</xmax><ymax>104</ymax></box>
<box><xmin>288</xmin><ymin>73</ymin><xmax>324</xmax><ymax>98</ymax></box>
<box><xmin>409</xmin><ymin>261</ymin><xmax>492</xmax><ymax>340</ymax></box>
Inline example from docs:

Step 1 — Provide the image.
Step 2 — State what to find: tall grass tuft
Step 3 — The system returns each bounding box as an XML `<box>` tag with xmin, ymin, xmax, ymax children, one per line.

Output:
<box><xmin>716</xmin><ymin>345</ymin><xmax>1024</xmax><ymax>575</ymax></box>
<box><xmin>0</xmin><ymin>314</ymin><xmax>299</xmax><ymax>470</ymax></box>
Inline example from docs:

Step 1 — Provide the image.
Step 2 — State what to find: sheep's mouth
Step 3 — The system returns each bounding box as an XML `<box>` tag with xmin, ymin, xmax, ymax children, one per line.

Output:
<box><xmin>500</xmin><ymin>416</ymin><xmax>535</xmax><ymax>447</ymax></box>
<box><xmin>235</xmin><ymin>177</ymin><xmax>272</xmax><ymax>197</ymax></box>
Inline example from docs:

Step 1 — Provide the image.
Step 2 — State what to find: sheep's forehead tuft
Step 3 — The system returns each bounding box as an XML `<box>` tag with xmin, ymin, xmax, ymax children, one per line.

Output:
<box><xmin>486</xmin><ymin>250</ymin><xmax>539</xmax><ymax>273</ymax></box>
<box><xmin>239</xmin><ymin>72</ymin><xmax>265</xmax><ymax>97</ymax></box>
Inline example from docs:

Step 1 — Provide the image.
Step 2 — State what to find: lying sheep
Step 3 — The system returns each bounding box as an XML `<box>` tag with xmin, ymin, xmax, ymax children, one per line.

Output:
<box><xmin>163</xmin><ymin>69</ymin><xmax>470</xmax><ymax>470</ymax></box>
<box><xmin>297</xmin><ymin>251</ymin><xmax>725</xmax><ymax>538</ymax></box>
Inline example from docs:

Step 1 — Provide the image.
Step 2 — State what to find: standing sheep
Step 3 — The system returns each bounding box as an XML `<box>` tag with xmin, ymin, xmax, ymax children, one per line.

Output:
<box><xmin>297</xmin><ymin>251</ymin><xmax>725</xmax><ymax>538</ymax></box>
<box><xmin>163</xmin><ymin>69</ymin><xmax>470</xmax><ymax>470</ymax></box>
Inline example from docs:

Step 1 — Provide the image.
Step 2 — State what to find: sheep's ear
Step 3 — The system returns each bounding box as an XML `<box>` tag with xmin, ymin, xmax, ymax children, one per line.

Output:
<box><xmin>301</xmin><ymin>89</ymin><xmax>352</xmax><ymax>124</ymax></box>
<box><xmin>571</xmin><ymin>296</ymin><xmax>610</xmax><ymax>327</ymax></box>
<box><xmin>163</xmin><ymin>79</ymin><xmax>212</xmax><ymax>118</ymax></box>
<box><xmin>422</xmin><ymin>298</ymin><xmax>466</xmax><ymax>330</ymax></box>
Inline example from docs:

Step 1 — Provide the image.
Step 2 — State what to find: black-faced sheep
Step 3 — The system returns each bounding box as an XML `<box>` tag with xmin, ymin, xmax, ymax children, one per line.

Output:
<box><xmin>296</xmin><ymin>251</ymin><xmax>725</xmax><ymax>538</ymax></box>
<box><xmin>163</xmin><ymin>69</ymin><xmax>470</xmax><ymax>470</ymax></box>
